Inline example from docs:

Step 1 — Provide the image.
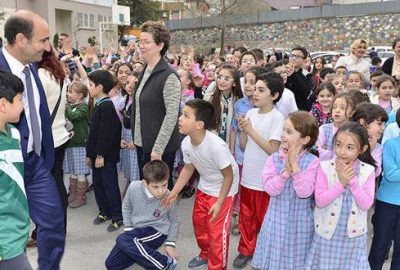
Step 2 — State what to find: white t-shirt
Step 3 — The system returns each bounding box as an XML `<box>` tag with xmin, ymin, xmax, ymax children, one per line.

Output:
<box><xmin>275</xmin><ymin>88</ymin><xmax>298</xmax><ymax>119</ymax></box>
<box><xmin>242</xmin><ymin>108</ymin><xmax>284</xmax><ymax>191</ymax></box>
<box><xmin>182</xmin><ymin>131</ymin><xmax>239</xmax><ymax>197</ymax></box>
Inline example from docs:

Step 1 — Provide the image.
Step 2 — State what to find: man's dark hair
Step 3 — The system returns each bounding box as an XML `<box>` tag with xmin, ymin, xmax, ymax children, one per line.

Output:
<box><xmin>320</xmin><ymin>67</ymin><xmax>335</xmax><ymax>80</ymax></box>
<box><xmin>185</xmin><ymin>99</ymin><xmax>215</xmax><ymax>130</ymax></box>
<box><xmin>0</xmin><ymin>69</ymin><xmax>24</xmax><ymax>102</ymax></box>
<box><xmin>59</xmin><ymin>33</ymin><xmax>69</xmax><ymax>37</ymax></box>
<box><xmin>88</xmin><ymin>70</ymin><xmax>115</xmax><ymax>94</ymax></box>
<box><xmin>143</xmin><ymin>160</ymin><xmax>170</xmax><ymax>184</ymax></box>
<box><xmin>4</xmin><ymin>16</ymin><xmax>34</xmax><ymax>45</ymax></box>
<box><xmin>256</xmin><ymin>72</ymin><xmax>284</xmax><ymax>104</ymax></box>
<box><xmin>291</xmin><ymin>46</ymin><xmax>308</xmax><ymax>59</ymax></box>
<box><xmin>251</xmin><ymin>48</ymin><xmax>264</xmax><ymax>61</ymax></box>
<box><xmin>371</xmin><ymin>56</ymin><xmax>382</xmax><ymax>66</ymax></box>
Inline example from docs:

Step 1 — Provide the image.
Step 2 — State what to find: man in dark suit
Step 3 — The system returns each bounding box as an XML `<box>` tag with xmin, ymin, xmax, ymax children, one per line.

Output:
<box><xmin>0</xmin><ymin>10</ymin><xmax>65</xmax><ymax>270</ymax></box>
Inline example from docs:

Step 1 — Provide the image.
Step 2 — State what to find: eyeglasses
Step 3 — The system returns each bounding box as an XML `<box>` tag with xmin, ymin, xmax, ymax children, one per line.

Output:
<box><xmin>137</xmin><ymin>40</ymin><xmax>155</xmax><ymax>46</ymax></box>
<box><xmin>217</xmin><ymin>75</ymin><xmax>234</xmax><ymax>83</ymax></box>
<box><xmin>289</xmin><ymin>54</ymin><xmax>304</xmax><ymax>60</ymax></box>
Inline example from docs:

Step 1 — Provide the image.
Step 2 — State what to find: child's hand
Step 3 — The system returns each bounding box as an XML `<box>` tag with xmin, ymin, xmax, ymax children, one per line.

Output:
<box><xmin>165</xmin><ymin>246</ymin><xmax>180</xmax><ymax>260</ymax></box>
<box><xmin>336</xmin><ymin>159</ymin><xmax>355</xmax><ymax>187</ymax></box>
<box><xmin>121</xmin><ymin>139</ymin><xmax>128</xmax><ymax>149</ymax></box>
<box><xmin>284</xmin><ymin>155</ymin><xmax>292</xmax><ymax>175</ymax></box>
<box><xmin>162</xmin><ymin>192</ymin><xmax>178</xmax><ymax>208</ymax></box>
<box><xmin>86</xmin><ymin>157</ymin><xmax>91</xmax><ymax>167</ymax></box>
<box><xmin>95</xmin><ymin>156</ymin><xmax>104</xmax><ymax>168</ymax></box>
<box><xmin>127</xmin><ymin>142</ymin><xmax>135</xmax><ymax>149</ymax></box>
<box><xmin>243</xmin><ymin>118</ymin><xmax>253</xmax><ymax>133</ymax></box>
<box><xmin>237</xmin><ymin>116</ymin><xmax>247</xmax><ymax>132</ymax></box>
<box><xmin>209</xmin><ymin>201</ymin><xmax>222</xmax><ymax>222</ymax></box>
<box><xmin>287</xmin><ymin>144</ymin><xmax>301</xmax><ymax>173</ymax></box>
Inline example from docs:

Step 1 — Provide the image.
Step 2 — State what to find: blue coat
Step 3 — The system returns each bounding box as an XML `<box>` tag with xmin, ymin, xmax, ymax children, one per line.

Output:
<box><xmin>0</xmin><ymin>50</ymin><xmax>55</xmax><ymax>170</ymax></box>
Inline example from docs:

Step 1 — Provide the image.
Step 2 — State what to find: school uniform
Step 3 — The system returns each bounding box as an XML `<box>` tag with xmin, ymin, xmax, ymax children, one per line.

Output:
<box><xmin>252</xmin><ymin>151</ymin><xmax>319</xmax><ymax>270</ymax></box>
<box><xmin>87</xmin><ymin>97</ymin><xmax>122</xmax><ymax>222</ymax></box>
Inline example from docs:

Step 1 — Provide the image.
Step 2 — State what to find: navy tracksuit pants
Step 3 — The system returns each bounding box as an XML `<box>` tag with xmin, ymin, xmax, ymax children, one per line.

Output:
<box><xmin>105</xmin><ymin>227</ymin><xmax>169</xmax><ymax>270</ymax></box>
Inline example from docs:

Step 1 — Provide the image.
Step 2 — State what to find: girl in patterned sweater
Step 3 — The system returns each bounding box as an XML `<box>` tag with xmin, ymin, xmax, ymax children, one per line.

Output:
<box><xmin>305</xmin><ymin>122</ymin><xmax>376</xmax><ymax>270</ymax></box>
<box><xmin>252</xmin><ymin>111</ymin><xmax>320</xmax><ymax>270</ymax></box>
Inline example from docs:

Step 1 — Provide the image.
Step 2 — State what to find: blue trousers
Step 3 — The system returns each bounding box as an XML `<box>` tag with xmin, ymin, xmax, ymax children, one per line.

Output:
<box><xmin>92</xmin><ymin>160</ymin><xmax>122</xmax><ymax>222</ymax></box>
<box><xmin>369</xmin><ymin>200</ymin><xmax>400</xmax><ymax>270</ymax></box>
<box><xmin>24</xmin><ymin>153</ymin><xmax>65</xmax><ymax>270</ymax></box>
<box><xmin>105</xmin><ymin>227</ymin><xmax>168</xmax><ymax>270</ymax></box>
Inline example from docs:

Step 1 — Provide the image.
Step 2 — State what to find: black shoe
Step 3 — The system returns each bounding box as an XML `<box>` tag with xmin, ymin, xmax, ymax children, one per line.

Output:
<box><xmin>107</xmin><ymin>220</ymin><xmax>123</xmax><ymax>232</ymax></box>
<box><xmin>233</xmin><ymin>254</ymin><xmax>252</xmax><ymax>269</ymax></box>
<box><xmin>93</xmin><ymin>214</ymin><xmax>109</xmax><ymax>225</ymax></box>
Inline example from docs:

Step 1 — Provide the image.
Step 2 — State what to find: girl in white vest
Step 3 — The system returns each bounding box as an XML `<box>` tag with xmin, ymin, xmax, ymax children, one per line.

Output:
<box><xmin>305</xmin><ymin>122</ymin><xmax>376</xmax><ymax>270</ymax></box>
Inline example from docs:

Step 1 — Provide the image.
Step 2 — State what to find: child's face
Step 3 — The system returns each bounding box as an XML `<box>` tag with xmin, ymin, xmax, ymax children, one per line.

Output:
<box><xmin>314</xmin><ymin>58</ymin><xmax>324</xmax><ymax>70</ymax></box>
<box><xmin>178</xmin><ymin>105</ymin><xmax>200</xmax><ymax>135</ymax></box>
<box><xmin>332</xmin><ymin>97</ymin><xmax>352</xmax><ymax>125</ymax></box>
<box><xmin>365</xmin><ymin>119</ymin><xmax>385</xmax><ymax>140</ymax></box>
<box><xmin>244</xmin><ymin>72</ymin><xmax>256</xmax><ymax>97</ymax></box>
<box><xmin>205</xmin><ymin>64</ymin><xmax>216</xmax><ymax>81</ymax></box>
<box><xmin>144</xmin><ymin>179</ymin><xmax>168</xmax><ymax>199</ymax></box>
<box><xmin>177</xmin><ymin>69</ymin><xmax>190</xmax><ymax>90</ymax></box>
<box><xmin>226</xmin><ymin>54</ymin><xmax>236</xmax><ymax>64</ymax></box>
<box><xmin>67</xmin><ymin>87</ymin><xmax>83</xmax><ymax>104</ymax></box>
<box><xmin>125</xmin><ymin>75</ymin><xmax>138</xmax><ymax>96</ymax></box>
<box><xmin>332</xmin><ymin>77</ymin><xmax>345</xmax><ymax>94</ymax></box>
<box><xmin>334</xmin><ymin>131</ymin><xmax>364</xmax><ymax>165</ymax></box>
<box><xmin>346</xmin><ymin>74</ymin><xmax>362</xmax><ymax>89</ymax></box>
<box><xmin>377</xmin><ymin>80</ymin><xmax>395</xmax><ymax>101</ymax></box>
<box><xmin>216</xmin><ymin>68</ymin><xmax>235</xmax><ymax>92</ymax></box>
<box><xmin>280</xmin><ymin>118</ymin><xmax>308</xmax><ymax>152</ymax></box>
<box><xmin>370</xmin><ymin>76</ymin><xmax>379</xmax><ymax>89</ymax></box>
<box><xmin>4</xmin><ymin>93</ymin><xmax>24</xmax><ymax>123</ymax></box>
<box><xmin>117</xmin><ymin>65</ymin><xmax>131</xmax><ymax>86</ymax></box>
<box><xmin>253</xmin><ymin>80</ymin><xmax>277</xmax><ymax>109</ymax></box>
<box><xmin>273</xmin><ymin>65</ymin><xmax>288</xmax><ymax>84</ymax></box>
<box><xmin>240</xmin><ymin>54</ymin><xmax>256</xmax><ymax>72</ymax></box>
<box><xmin>88</xmin><ymin>80</ymin><xmax>101</xmax><ymax>99</ymax></box>
<box><xmin>133</xmin><ymin>63</ymin><xmax>143</xmax><ymax>73</ymax></box>
<box><xmin>180</xmin><ymin>55</ymin><xmax>192</xmax><ymax>70</ymax></box>
<box><xmin>336</xmin><ymin>68</ymin><xmax>346</xmax><ymax>76</ymax></box>
<box><xmin>317</xmin><ymin>89</ymin><xmax>334</xmax><ymax>110</ymax></box>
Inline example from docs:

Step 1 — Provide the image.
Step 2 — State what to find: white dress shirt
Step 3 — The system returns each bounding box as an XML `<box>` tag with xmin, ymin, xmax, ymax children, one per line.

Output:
<box><xmin>2</xmin><ymin>47</ymin><xmax>43</xmax><ymax>153</ymax></box>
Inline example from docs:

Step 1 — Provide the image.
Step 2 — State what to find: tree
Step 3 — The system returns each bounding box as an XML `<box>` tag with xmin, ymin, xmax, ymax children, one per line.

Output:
<box><xmin>117</xmin><ymin>0</ymin><xmax>162</xmax><ymax>26</ymax></box>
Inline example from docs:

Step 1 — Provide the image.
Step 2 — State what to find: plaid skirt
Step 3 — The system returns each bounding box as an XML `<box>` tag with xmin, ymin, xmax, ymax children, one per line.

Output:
<box><xmin>63</xmin><ymin>147</ymin><xmax>90</xmax><ymax>175</ymax></box>
<box><xmin>304</xmin><ymin>189</ymin><xmax>370</xmax><ymax>270</ymax></box>
<box><xmin>120</xmin><ymin>128</ymin><xmax>140</xmax><ymax>181</ymax></box>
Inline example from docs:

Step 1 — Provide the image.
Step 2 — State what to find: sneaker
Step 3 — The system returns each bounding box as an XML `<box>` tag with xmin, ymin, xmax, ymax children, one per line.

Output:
<box><xmin>167</xmin><ymin>257</ymin><xmax>177</xmax><ymax>270</ymax></box>
<box><xmin>233</xmin><ymin>254</ymin><xmax>252</xmax><ymax>269</ymax></box>
<box><xmin>93</xmin><ymin>214</ymin><xmax>109</xmax><ymax>225</ymax></box>
<box><xmin>107</xmin><ymin>220</ymin><xmax>123</xmax><ymax>232</ymax></box>
<box><xmin>188</xmin><ymin>256</ymin><xmax>207</xmax><ymax>268</ymax></box>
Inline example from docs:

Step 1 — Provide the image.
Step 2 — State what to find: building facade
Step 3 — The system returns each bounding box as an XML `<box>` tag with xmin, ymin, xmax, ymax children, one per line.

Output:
<box><xmin>0</xmin><ymin>0</ymin><xmax>118</xmax><ymax>50</ymax></box>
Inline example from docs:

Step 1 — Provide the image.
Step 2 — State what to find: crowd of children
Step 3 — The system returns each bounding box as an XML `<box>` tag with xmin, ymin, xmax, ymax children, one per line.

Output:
<box><xmin>2</xmin><ymin>24</ymin><xmax>400</xmax><ymax>270</ymax></box>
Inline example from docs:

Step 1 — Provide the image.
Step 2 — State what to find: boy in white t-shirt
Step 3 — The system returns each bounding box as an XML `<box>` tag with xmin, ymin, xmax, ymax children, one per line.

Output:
<box><xmin>164</xmin><ymin>99</ymin><xmax>239</xmax><ymax>270</ymax></box>
<box><xmin>233</xmin><ymin>72</ymin><xmax>285</xmax><ymax>268</ymax></box>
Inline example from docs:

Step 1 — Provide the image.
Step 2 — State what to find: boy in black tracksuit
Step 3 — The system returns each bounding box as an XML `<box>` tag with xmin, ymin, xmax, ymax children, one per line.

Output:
<box><xmin>86</xmin><ymin>70</ymin><xmax>122</xmax><ymax>232</ymax></box>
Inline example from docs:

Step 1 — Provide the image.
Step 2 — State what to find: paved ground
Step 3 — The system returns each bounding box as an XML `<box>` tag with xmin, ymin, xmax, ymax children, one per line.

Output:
<box><xmin>27</xmin><ymin>180</ymin><xmax>392</xmax><ymax>270</ymax></box>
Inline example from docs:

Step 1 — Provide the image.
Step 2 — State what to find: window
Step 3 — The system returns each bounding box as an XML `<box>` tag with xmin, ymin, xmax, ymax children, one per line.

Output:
<box><xmin>77</xmin><ymin>12</ymin><xmax>96</xmax><ymax>29</ymax></box>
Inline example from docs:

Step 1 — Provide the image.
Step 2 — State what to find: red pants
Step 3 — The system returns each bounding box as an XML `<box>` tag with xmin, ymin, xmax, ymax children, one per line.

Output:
<box><xmin>233</xmin><ymin>164</ymin><xmax>243</xmax><ymax>212</ymax></box>
<box><xmin>238</xmin><ymin>185</ymin><xmax>270</xmax><ymax>256</ymax></box>
<box><xmin>192</xmin><ymin>190</ymin><xmax>234</xmax><ymax>270</ymax></box>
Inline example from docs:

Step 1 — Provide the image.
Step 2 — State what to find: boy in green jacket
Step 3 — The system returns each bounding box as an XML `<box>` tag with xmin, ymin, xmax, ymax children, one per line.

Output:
<box><xmin>0</xmin><ymin>70</ymin><xmax>31</xmax><ymax>269</ymax></box>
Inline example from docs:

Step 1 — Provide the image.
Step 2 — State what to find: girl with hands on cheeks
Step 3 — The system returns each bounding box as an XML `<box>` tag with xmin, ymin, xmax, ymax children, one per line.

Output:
<box><xmin>252</xmin><ymin>111</ymin><xmax>320</xmax><ymax>270</ymax></box>
<box><xmin>305</xmin><ymin>122</ymin><xmax>376</xmax><ymax>270</ymax></box>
